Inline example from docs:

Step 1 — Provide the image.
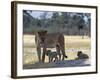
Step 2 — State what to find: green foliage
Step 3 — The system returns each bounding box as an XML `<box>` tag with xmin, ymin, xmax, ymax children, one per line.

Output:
<box><xmin>23</xmin><ymin>10</ymin><xmax>91</xmax><ymax>36</ymax></box>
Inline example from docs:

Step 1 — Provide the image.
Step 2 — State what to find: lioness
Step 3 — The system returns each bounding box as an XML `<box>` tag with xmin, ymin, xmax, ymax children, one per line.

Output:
<box><xmin>35</xmin><ymin>30</ymin><xmax>67</xmax><ymax>62</ymax></box>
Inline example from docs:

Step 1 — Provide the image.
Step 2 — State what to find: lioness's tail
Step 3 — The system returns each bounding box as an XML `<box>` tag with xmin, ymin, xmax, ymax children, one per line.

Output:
<box><xmin>58</xmin><ymin>34</ymin><xmax>68</xmax><ymax>59</ymax></box>
<box><xmin>64</xmin><ymin>55</ymin><xmax>68</xmax><ymax>58</ymax></box>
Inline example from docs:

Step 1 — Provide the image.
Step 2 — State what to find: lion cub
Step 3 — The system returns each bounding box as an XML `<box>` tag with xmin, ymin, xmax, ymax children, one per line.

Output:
<box><xmin>46</xmin><ymin>50</ymin><xmax>61</xmax><ymax>63</ymax></box>
<box><xmin>76</xmin><ymin>51</ymin><xmax>89</xmax><ymax>60</ymax></box>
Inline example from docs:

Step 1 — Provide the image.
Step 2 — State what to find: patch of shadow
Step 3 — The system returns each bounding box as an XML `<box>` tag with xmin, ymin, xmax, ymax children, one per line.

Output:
<box><xmin>23</xmin><ymin>59</ymin><xmax>90</xmax><ymax>69</ymax></box>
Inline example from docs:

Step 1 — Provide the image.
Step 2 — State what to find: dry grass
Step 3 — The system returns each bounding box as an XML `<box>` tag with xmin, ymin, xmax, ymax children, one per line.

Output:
<box><xmin>23</xmin><ymin>35</ymin><xmax>91</xmax><ymax>65</ymax></box>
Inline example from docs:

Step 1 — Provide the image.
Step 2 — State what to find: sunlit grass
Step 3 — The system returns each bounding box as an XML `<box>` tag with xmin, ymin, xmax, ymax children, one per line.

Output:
<box><xmin>23</xmin><ymin>35</ymin><xmax>91</xmax><ymax>65</ymax></box>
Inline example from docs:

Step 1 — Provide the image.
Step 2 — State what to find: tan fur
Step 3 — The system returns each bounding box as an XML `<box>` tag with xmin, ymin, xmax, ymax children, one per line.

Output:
<box><xmin>35</xmin><ymin>30</ymin><xmax>67</xmax><ymax>62</ymax></box>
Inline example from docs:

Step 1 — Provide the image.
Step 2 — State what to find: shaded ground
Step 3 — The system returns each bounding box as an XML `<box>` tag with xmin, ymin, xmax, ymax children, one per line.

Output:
<box><xmin>23</xmin><ymin>59</ymin><xmax>90</xmax><ymax>69</ymax></box>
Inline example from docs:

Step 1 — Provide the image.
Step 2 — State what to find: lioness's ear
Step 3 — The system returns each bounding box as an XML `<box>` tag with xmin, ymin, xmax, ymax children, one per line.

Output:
<box><xmin>38</xmin><ymin>31</ymin><xmax>40</xmax><ymax>34</ymax></box>
<box><xmin>44</xmin><ymin>30</ymin><xmax>47</xmax><ymax>33</ymax></box>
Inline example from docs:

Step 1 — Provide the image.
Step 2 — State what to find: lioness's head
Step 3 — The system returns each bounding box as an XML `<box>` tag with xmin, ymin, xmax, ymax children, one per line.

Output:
<box><xmin>37</xmin><ymin>30</ymin><xmax>47</xmax><ymax>43</ymax></box>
